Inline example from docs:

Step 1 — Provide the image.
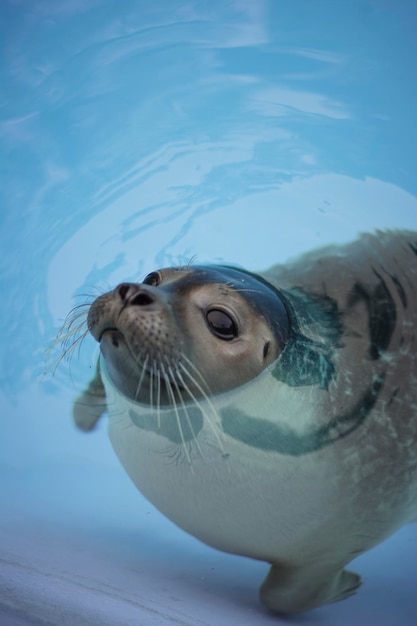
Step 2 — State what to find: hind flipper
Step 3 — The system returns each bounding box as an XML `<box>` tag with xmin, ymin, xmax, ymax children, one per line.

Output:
<box><xmin>260</xmin><ymin>561</ymin><xmax>361</xmax><ymax>614</ymax></box>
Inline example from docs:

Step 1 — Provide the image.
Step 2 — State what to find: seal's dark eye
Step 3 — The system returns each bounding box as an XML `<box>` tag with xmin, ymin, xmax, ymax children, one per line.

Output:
<box><xmin>206</xmin><ymin>309</ymin><xmax>238</xmax><ymax>340</ymax></box>
<box><xmin>142</xmin><ymin>272</ymin><xmax>160</xmax><ymax>287</ymax></box>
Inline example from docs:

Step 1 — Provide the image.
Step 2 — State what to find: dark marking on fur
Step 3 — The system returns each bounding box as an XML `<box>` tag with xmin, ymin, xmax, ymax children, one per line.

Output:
<box><xmin>347</xmin><ymin>271</ymin><xmax>396</xmax><ymax>359</ymax></box>
<box><xmin>129</xmin><ymin>406</ymin><xmax>204</xmax><ymax>443</ymax></box>
<box><xmin>386</xmin><ymin>386</ymin><xmax>400</xmax><ymax>408</ymax></box>
<box><xmin>408</xmin><ymin>241</ymin><xmax>417</xmax><ymax>257</ymax></box>
<box><xmin>221</xmin><ymin>375</ymin><xmax>385</xmax><ymax>456</ymax></box>
<box><xmin>272</xmin><ymin>288</ymin><xmax>343</xmax><ymax>390</ymax></box>
<box><xmin>388</xmin><ymin>273</ymin><xmax>407</xmax><ymax>308</ymax></box>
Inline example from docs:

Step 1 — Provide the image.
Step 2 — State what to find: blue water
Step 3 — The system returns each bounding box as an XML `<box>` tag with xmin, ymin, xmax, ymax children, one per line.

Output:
<box><xmin>1</xmin><ymin>1</ymin><xmax>416</xmax><ymax>624</ymax></box>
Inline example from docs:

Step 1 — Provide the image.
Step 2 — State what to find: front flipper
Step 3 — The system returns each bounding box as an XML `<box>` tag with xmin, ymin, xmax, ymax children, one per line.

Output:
<box><xmin>260</xmin><ymin>561</ymin><xmax>361</xmax><ymax>614</ymax></box>
<box><xmin>73</xmin><ymin>361</ymin><xmax>107</xmax><ymax>431</ymax></box>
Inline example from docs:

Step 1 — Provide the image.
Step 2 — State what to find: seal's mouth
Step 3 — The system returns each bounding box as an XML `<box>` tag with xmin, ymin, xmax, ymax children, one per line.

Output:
<box><xmin>99</xmin><ymin>328</ymin><xmax>187</xmax><ymax>404</ymax></box>
<box><xmin>100</xmin><ymin>327</ymin><xmax>124</xmax><ymax>347</ymax></box>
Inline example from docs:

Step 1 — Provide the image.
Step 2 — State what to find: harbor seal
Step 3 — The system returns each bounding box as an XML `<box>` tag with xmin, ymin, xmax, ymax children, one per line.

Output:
<box><xmin>72</xmin><ymin>230</ymin><xmax>417</xmax><ymax>614</ymax></box>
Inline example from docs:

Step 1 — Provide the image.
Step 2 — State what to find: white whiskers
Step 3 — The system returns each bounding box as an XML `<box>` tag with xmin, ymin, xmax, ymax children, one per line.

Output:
<box><xmin>160</xmin><ymin>360</ymin><xmax>192</xmax><ymax>466</ymax></box>
<box><xmin>45</xmin><ymin>300</ymin><xmax>91</xmax><ymax>377</ymax></box>
<box><xmin>124</xmin><ymin>348</ymin><xmax>226</xmax><ymax>463</ymax></box>
<box><xmin>166</xmin><ymin>359</ymin><xmax>204</xmax><ymax>459</ymax></box>
<box><xmin>178</xmin><ymin>358</ymin><xmax>226</xmax><ymax>454</ymax></box>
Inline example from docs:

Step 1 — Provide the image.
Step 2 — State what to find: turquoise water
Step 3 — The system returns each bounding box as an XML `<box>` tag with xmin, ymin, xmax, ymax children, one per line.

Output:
<box><xmin>1</xmin><ymin>2</ymin><xmax>416</xmax><ymax>624</ymax></box>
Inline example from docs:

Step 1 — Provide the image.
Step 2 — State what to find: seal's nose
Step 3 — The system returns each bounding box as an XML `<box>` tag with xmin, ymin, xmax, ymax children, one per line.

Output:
<box><xmin>116</xmin><ymin>282</ymin><xmax>156</xmax><ymax>307</ymax></box>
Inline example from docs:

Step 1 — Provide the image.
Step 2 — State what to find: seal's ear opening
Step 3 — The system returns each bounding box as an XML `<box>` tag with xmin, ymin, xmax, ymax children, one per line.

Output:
<box><xmin>73</xmin><ymin>361</ymin><xmax>107</xmax><ymax>431</ymax></box>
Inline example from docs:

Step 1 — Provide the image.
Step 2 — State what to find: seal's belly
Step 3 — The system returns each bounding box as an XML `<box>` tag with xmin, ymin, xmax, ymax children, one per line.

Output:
<box><xmin>108</xmin><ymin>412</ymin><xmax>333</xmax><ymax>560</ymax></box>
<box><xmin>104</xmin><ymin>362</ymin><xmax>413</xmax><ymax>563</ymax></box>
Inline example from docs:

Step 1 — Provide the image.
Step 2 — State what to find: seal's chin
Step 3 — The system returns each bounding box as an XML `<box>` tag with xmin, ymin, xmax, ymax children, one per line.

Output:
<box><xmin>99</xmin><ymin>330</ymin><xmax>186</xmax><ymax>406</ymax></box>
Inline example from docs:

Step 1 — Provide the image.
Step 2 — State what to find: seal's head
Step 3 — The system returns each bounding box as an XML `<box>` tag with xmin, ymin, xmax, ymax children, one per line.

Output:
<box><xmin>87</xmin><ymin>265</ymin><xmax>290</xmax><ymax>405</ymax></box>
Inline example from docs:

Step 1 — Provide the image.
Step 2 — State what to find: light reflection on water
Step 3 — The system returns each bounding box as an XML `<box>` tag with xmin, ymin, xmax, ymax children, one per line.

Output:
<box><xmin>1</xmin><ymin>1</ymin><xmax>416</xmax><ymax>624</ymax></box>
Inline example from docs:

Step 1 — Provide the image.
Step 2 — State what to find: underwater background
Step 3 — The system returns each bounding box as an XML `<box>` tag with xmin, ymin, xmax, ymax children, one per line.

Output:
<box><xmin>1</xmin><ymin>1</ymin><xmax>416</xmax><ymax>624</ymax></box>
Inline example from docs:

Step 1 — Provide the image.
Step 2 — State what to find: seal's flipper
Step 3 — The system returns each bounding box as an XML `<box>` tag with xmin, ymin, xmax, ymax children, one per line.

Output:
<box><xmin>260</xmin><ymin>562</ymin><xmax>361</xmax><ymax>614</ymax></box>
<box><xmin>73</xmin><ymin>361</ymin><xmax>107</xmax><ymax>431</ymax></box>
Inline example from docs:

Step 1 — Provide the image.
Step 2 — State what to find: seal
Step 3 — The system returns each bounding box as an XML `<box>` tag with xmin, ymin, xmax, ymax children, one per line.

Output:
<box><xmin>72</xmin><ymin>230</ymin><xmax>417</xmax><ymax>614</ymax></box>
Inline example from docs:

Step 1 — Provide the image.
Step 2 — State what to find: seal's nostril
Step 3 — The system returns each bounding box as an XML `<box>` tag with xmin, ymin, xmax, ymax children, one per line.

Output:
<box><xmin>117</xmin><ymin>283</ymin><xmax>154</xmax><ymax>305</ymax></box>
<box><xmin>118</xmin><ymin>283</ymin><xmax>132</xmax><ymax>300</ymax></box>
<box><xmin>131</xmin><ymin>292</ymin><xmax>154</xmax><ymax>306</ymax></box>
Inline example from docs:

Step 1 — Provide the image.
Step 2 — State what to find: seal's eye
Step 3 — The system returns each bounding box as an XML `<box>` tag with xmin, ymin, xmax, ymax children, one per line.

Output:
<box><xmin>206</xmin><ymin>309</ymin><xmax>238</xmax><ymax>341</ymax></box>
<box><xmin>142</xmin><ymin>271</ymin><xmax>160</xmax><ymax>287</ymax></box>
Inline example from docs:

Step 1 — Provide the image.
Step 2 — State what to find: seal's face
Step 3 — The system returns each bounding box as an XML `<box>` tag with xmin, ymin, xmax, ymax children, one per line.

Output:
<box><xmin>88</xmin><ymin>265</ymin><xmax>289</xmax><ymax>405</ymax></box>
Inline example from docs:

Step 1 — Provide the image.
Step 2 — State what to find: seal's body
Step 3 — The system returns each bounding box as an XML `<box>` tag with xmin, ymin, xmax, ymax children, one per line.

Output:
<box><xmin>74</xmin><ymin>230</ymin><xmax>417</xmax><ymax>613</ymax></box>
